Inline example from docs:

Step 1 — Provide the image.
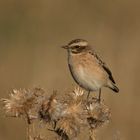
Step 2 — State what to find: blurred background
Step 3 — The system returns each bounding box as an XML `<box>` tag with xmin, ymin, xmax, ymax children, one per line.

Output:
<box><xmin>0</xmin><ymin>0</ymin><xmax>140</xmax><ymax>140</ymax></box>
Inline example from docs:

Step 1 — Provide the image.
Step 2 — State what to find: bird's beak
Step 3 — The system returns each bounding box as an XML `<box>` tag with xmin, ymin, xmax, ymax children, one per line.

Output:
<box><xmin>61</xmin><ymin>45</ymin><xmax>68</xmax><ymax>49</ymax></box>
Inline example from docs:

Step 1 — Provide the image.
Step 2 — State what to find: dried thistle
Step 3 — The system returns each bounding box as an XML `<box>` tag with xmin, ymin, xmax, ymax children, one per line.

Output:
<box><xmin>38</xmin><ymin>91</ymin><xmax>64</xmax><ymax>125</ymax></box>
<box><xmin>1</xmin><ymin>88</ymin><xmax>46</xmax><ymax>125</ymax></box>
<box><xmin>55</xmin><ymin>88</ymin><xmax>86</xmax><ymax>139</ymax></box>
<box><xmin>2</xmin><ymin>89</ymin><xmax>35</xmax><ymax>117</ymax></box>
<box><xmin>86</xmin><ymin>98</ymin><xmax>111</xmax><ymax>129</ymax></box>
<box><xmin>1</xmin><ymin>87</ymin><xmax>111</xmax><ymax>140</ymax></box>
<box><xmin>56</xmin><ymin>116</ymin><xmax>79</xmax><ymax>140</ymax></box>
<box><xmin>71</xmin><ymin>87</ymin><xmax>84</xmax><ymax>101</ymax></box>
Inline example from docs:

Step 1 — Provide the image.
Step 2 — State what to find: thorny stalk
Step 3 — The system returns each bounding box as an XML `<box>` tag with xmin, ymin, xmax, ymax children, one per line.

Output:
<box><xmin>26</xmin><ymin>120</ymin><xmax>30</xmax><ymax>140</ymax></box>
<box><xmin>89</xmin><ymin>129</ymin><xmax>96</xmax><ymax>140</ymax></box>
<box><xmin>25</xmin><ymin>111</ymin><xmax>31</xmax><ymax>140</ymax></box>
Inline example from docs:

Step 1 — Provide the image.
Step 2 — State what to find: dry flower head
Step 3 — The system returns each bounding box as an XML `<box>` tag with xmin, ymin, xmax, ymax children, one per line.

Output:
<box><xmin>1</xmin><ymin>87</ymin><xmax>111</xmax><ymax>140</ymax></box>
<box><xmin>86</xmin><ymin>98</ymin><xmax>111</xmax><ymax>129</ymax></box>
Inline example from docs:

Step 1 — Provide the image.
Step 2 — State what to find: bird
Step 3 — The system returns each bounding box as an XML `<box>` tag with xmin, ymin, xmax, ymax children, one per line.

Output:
<box><xmin>62</xmin><ymin>39</ymin><xmax>119</xmax><ymax>101</ymax></box>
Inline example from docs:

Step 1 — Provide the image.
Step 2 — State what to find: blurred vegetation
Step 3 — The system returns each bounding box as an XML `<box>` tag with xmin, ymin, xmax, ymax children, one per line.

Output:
<box><xmin>0</xmin><ymin>0</ymin><xmax>140</xmax><ymax>140</ymax></box>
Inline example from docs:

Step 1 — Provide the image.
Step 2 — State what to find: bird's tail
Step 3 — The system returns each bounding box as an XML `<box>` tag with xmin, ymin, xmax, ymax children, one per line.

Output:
<box><xmin>110</xmin><ymin>84</ymin><xmax>119</xmax><ymax>93</ymax></box>
<box><xmin>107</xmin><ymin>81</ymin><xmax>119</xmax><ymax>93</ymax></box>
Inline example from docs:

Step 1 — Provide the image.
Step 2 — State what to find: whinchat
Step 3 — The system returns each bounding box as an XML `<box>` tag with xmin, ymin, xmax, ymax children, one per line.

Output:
<box><xmin>62</xmin><ymin>39</ymin><xmax>119</xmax><ymax>100</ymax></box>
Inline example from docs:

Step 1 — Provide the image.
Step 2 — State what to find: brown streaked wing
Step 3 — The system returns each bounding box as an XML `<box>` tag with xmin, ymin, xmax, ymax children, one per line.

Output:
<box><xmin>89</xmin><ymin>50</ymin><xmax>116</xmax><ymax>84</ymax></box>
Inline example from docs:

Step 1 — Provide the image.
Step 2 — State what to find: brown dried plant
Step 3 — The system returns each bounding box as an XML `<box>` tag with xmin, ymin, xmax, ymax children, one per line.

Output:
<box><xmin>1</xmin><ymin>87</ymin><xmax>111</xmax><ymax>140</ymax></box>
<box><xmin>29</xmin><ymin>135</ymin><xmax>45</xmax><ymax>140</ymax></box>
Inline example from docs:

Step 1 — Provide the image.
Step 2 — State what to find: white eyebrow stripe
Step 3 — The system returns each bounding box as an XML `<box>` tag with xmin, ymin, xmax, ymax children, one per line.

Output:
<box><xmin>69</xmin><ymin>42</ymin><xmax>88</xmax><ymax>47</ymax></box>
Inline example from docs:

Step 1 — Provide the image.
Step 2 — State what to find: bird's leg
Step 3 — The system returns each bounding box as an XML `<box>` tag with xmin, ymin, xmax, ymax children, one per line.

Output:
<box><xmin>98</xmin><ymin>88</ymin><xmax>101</xmax><ymax>102</ymax></box>
<box><xmin>87</xmin><ymin>90</ymin><xmax>90</xmax><ymax>100</ymax></box>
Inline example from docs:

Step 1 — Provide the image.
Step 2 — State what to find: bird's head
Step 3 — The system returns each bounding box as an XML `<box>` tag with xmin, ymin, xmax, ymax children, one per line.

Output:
<box><xmin>62</xmin><ymin>39</ymin><xmax>89</xmax><ymax>54</ymax></box>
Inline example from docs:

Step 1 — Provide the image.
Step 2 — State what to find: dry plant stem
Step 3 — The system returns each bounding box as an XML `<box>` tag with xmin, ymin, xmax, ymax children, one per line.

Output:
<box><xmin>89</xmin><ymin>129</ymin><xmax>96</xmax><ymax>140</ymax></box>
<box><xmin>26</xmin><ymin>122</ymin><xmax>30</xmax><ymax>140</ymax></box>
<box><xmin>25</xmin><ymin>111</ymin><xmax>31</xmax><ymax>140</ymax></box>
